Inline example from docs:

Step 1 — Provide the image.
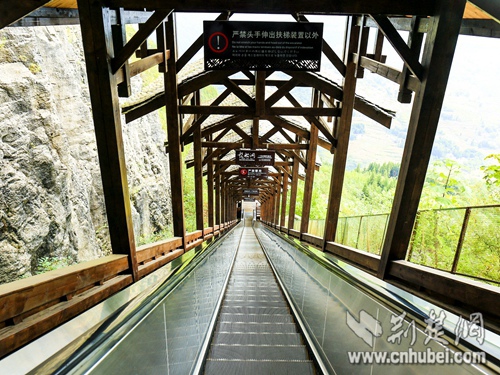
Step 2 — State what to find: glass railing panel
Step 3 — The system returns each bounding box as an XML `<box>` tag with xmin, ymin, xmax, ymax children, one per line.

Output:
<box><xmin>256</xmin><ymin>225</ymin><xmax>496</xmax><ymax>375</ymax></box>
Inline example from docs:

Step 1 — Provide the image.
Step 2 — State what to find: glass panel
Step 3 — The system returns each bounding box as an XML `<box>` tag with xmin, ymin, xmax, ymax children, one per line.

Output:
<box><xmin>256</xmin><ymin>225</ymin><xmax>491</xmax><ymax>375</ymax></box>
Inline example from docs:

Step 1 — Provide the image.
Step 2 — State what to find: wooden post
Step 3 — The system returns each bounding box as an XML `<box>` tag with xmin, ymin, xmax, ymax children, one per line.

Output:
<box><xmin>300</xmin><ymin>91</ymin><xmax>320</xmax><ymax>238</ymax></box>
<box><xmin>78</xmin><ymin>1</ymin><xmax>138</xmax><ymax>281</ymax></box>
<box><xmin>398</xmin><ymin>16</ymin><xmax>424</xmax><ymax>103</ymax></box>
<box><xmin>323</xmin><ymin>17</ymin><xmax>359</xmax><ymax>248</ymax></box>
<box><xmin>274</xmin><ymin>174</ymin><xmax>282</xmax><ymax>227</ymax></box>
<box><xmin>159</xmin><ymin>15</ymin><xmax>186</xmax><ymax>246</ymax></box>
<box><xmin>207</xmin><ymin>139</ymin><xmax>214</xmax><ymax>227</ymax></box>
<box><xmin>215</xmin><ymin>168</ymin><xmax>221</xmax><ymax>227</ymax></box>
<box><xmin>193</xmin><ymin>91</ymin><xmax>204</xmax><ymax>230</ymax></box>
<box><xmin>378</xmin><ymin>0</ymin><xmax>467</xmax><ymax>278</ymax></box>
<box><xmin>280</xmin><ymin>170</ymin><xmax>289</xmax><ymax>228</ymax></box>
<box><xmin>287</xmin><ymin>156</ymin><xmax>300</xmax><ymax>233</ymax></box>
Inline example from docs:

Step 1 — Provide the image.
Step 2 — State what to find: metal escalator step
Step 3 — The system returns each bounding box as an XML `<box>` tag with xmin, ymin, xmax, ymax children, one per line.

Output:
<box><xmin>219</xmin><ymin>313</ymin><xmax>293</xmax><ymax>324</ymax></box>
<box><xmin>204</xmin><ymin>359</ymin><xmax>316</xmax><ymax>375</ymax></box>
<box><xmin>216</xmin><ymin>322</ymin><xmax>298</xmax><ymax>334</ymax></box>
<box><xmin>211</xmin><ymin>332</ymin><xmax>305</xmax><ymax>346</ymax></box>
<box><xmin>208</xmin><ymin>344</ymin><xmax>310</xmax><ymax>361</ymax></box>
<box><xmin>220</xmin><ymin>306</ymin><xmax>290</xmax><ymax>315</ymax></box>
<box><xmin>222</xmin><ymin>300</ymin><xmax>287</xmax><ymax>308</ymax></box>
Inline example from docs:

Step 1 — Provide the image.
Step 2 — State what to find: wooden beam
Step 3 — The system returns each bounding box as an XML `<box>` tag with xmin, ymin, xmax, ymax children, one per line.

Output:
<box><xmin>266</xmin><ymin>107</ymin><xmax>341</xmax><ymax>117</ymax></box>
<box><xmin>355</xmin><ymin>54</ymin><xmax>419</xmax><ymax>92</ymax></box>
<box><xmin>116</xmin><ymin>52</ymin><xmax>165</xmax><ymax>85</ymax></box>
<box><xmin>160</xmin><ymin>15</ymin><xmax>186</xmax><ymax>243</ymax></box>
<box><xmin>179</xmin><ymin>105</ymin><xmax>254</xmax><ymax>115</ymax></box>
<box><xmin>0</xmin><ymin>0</ymin><xmax>46</xmax><ymax>29</ymax></box>
<box><xmin>180</xmin><ymin>88</ymin><xmax>231</xmax><ymax>143</ymax></box>
<box><xmin>112</xmin><ymin>8</ymin><xmax>132</xmax><ymax>98</ymax></box>
<box><xmin>78</xmin><ymin>1</ymin><xmax>138</xmax><ymax>281</ymax></box>
<box><xmin>265</xmin><ymin>77</ymin><xmax>299</xmax><ymax>107</ymax></box>
<box><xmin>323</xmin><ymin>17</ymin><xmax>359</xmax><ymax>247</ymax></box>
<box><xmin>111</xmin><ymin>9</ymin><xmax>170</xmax><ymax>74</ymax></box>
<box><xmin>201</xmin><ymin>115</ymin><xmax>250</xmax><ymax>137</ymax></box>
<box><xmin>178</xmin><ymin>69</ymin><xmax>237</xmax><ymax>97</ymax></box>
<box><xmin>378</xmin><ymin>0</ymin><xmax>467</xmax><ymax>278</ymax></box>
<box><xmin>398</xmin><ymin>16</ymin><xmax>424</xmax><ymax>103</ymax></box>
<box><xmin>370</xmin><ymin>15</ymin><xmax>424</xmax><ymax>81</ymax></box>
<box><xmin>222</xmin><ymin>77</ymin><xmax>256</xmax><ymax>108</ymax></box>
<box><xmin>107</xmin><ymin>0</ymin><xmax>437</xmax><ymax>17</ymax></box>
<box><xmin>9</xmin><ymin>7</ymin><xmax>80</xmax><ymax>27</ymax></box>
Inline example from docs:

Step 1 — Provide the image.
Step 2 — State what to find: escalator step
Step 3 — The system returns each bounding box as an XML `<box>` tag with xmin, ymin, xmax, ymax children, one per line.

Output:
<box><xmin>211</xmin><ymin>332</ymin><xmax>305</xmax><ymax>346</ymax></box>
<box><xmin>216</xmin><ymin>322</ymin><xmax>298</xmax><ymax>334</ymax></box>
<box><xmin>208</xmin><ymin>344</ymin><xmax>309</xmax><ymax>360</ymax></box>
<box><xmin>204</xmin><ymin>359</ymin><xmax>315</xmax><ymax>375</ymax></box>
<box><xmin>219</xmin><ymin>313</ymin><xmax>293</xmax><ymax>324</ymax></box>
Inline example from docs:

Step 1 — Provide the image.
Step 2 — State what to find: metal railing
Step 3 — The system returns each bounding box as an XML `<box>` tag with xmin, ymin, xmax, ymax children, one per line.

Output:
<box><xmin>301</xmin><ymin>205</ymin><xmax>500</xmax><ymax>284</ymax></box>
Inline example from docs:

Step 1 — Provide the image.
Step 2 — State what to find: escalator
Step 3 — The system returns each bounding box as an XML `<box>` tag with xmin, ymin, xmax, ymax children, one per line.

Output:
<box><xmin>204</xmin><ymin>219</ymin><xmax>317</xmax><ymax>374</ymax></box>
<box><xmin>26</xmin><ymin>215</ymin><xmax>499</xmax><ymax>375</ymax></box>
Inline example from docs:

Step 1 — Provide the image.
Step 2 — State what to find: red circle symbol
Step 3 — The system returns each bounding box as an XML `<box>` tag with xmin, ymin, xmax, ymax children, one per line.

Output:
<box><xmin>208</xmin><ymin>32</ymin><xmax>229</xmax><ymax>54</ymax></box>
<box><xmin>239</xmin><ymin>168</ymin><xmax>248</xmax><ymax>176</ymax></box>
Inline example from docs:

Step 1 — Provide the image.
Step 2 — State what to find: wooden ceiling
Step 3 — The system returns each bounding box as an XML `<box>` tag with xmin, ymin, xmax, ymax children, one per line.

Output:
<box><xmin>43</xmin><ymin>1</ymin><xmax>497</xmax><ymax>21</ymax></box>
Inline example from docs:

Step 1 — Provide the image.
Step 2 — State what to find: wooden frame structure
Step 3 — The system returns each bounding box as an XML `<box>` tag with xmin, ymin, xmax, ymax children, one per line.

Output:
<box><xmin>0</xmin><ymin>0</ymin><xmax>499</xmax><ymax>359</ymax></box>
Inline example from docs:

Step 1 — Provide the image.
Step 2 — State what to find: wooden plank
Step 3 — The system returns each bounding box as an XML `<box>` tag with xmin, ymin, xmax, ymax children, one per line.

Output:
<box><xmin>370</xmin><ymin>15</ymin><xmax>424</xmax><ymax>81</ymax></box>
<box><xmin>378</xmin><ymin>0</ymin><xmax>467</xmax><ymax>278</ymax></box>
<box><xmin>0</xmin><ymin>255</ymin><xmax>129</xmax><ymax>322</ymax></box>
<box><xmin>302</xmin><ymin>233</ymin><xmax>324</xmax><ymax>248</ymax></box>
<box><xmin>160</xmin><ymin>15</ymin><xmax>186</xmax><ymax>243</ymax></box>
<box><xmin>0</xmin><ymin>274</ymin><xmax>132</xmax><ymax>358</ymax></box>
<box><xmin>111</xmin><ymin>9</ymin><xmax>170</xmax><ymax>74</ymax></box>
<box><xmin>468</xmin><ymin>0</ymin><xmax>500</xmax><ymax>21</ymax></box>
<box><xmin>325</xmin><ymin>242</ymin><xmax>380</xmax><ymax>272</ymax></box>
<box><xmin>136</xmin><ymin>237</ymin><xmax>183</xmax><ymax>263</ymax></box>
<box><xmin>388</xmin><ymin>260</ymin><xmax>500</xmax><ymax>318</ymax></box>
<box><xmin>263</xmin><ymin>143</ymin><xmax>309</xmax><ymax>150</ymax></box>
<box><xmin>138</xmin><ymin>249</ymin><xmax>184</xmax><ymax>278</ymax></box>
<box><xmin>78</xmin><ymin>1</ymin><xmax>139</xmax><ymax>281</ymax></box>
<box><xmin>107</xmin><ymin>0</ymin><xmax>436</xmax><ymax>17</ymax></box>
<box><xmin>323</xmin><ymin>17</ymin><xmax>359</xmax><ymax>247</ymax></box>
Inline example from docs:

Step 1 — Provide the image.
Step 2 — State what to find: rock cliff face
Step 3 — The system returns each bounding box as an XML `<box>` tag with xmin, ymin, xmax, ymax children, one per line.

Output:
<box><xmin>0</xmin><ymin>26</ymin><xmax>172</xmax><ymax>283</ymax></box>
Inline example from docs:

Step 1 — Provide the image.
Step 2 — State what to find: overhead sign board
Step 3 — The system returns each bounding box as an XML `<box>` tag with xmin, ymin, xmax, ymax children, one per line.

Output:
<box><xmin>236</xmin><ymin>149</ymin><xmax>275</xmax><ymax>166</ymax></box>
<box><xmin>243</xmin><ymin>188</ymin><xmax>259</xmax><ymax>196</ymax></box>
<box><xmin>239</xmin><ymin>167</ymin><xmax>268</xmax><ymax>179</ymax></box>
<box><xmin>204</xmin><ymin>21</ymin><xmax>323</xmax><ymax>71</ymax></box>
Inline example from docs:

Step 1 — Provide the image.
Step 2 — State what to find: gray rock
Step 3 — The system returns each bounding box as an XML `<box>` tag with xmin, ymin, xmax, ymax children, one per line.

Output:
<box><xmin>0</xmin><ymin>25</ymin><xmax>173</xmax><ymax>283</ymax></box>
